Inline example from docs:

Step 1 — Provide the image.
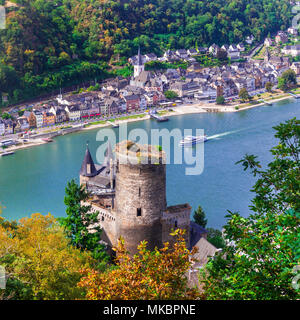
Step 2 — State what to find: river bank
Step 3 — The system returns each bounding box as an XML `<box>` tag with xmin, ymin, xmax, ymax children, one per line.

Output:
<box><xmin>1</xmin><ymin>99</ymin><xmax>298</xmax><ymax>224</ymax></box>
<box><xmin>0</xmin><ymin>94</ymin><xmax>295</xmax><ymax>155</ymax></box>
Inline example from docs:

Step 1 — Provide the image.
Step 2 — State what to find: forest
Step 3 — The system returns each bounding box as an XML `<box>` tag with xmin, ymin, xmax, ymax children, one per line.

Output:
<box><xmin>0</xmin><ymin>0</ymin><xmax>293</xmax><ymax>105</ymax></box>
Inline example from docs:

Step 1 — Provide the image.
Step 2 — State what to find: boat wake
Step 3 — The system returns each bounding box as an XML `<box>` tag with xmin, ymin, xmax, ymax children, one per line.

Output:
<box><xmin>207</xmin><ymin>129</ymin><xmax>241</xmax><ymax>140</ymax></box>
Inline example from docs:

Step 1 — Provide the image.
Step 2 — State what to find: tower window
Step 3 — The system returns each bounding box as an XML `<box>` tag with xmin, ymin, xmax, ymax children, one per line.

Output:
<box><xmin>138</xmin><ymin>187</ymin><xmax>141</xmax><ymax>197</ymax></box>
<box><xmin>102</xmin><ymin>216</ymin><xmax>104</xmax><ymax>221</ymax></box>
<box><xmin>175</xmin><ymin>220</ymin><xmax>178</xmax><ymax>228</ymax></box>
<box><xmin>137</xmin><ymin>208</ymin><xmax>142</xmax><ymax>217</ymax></box>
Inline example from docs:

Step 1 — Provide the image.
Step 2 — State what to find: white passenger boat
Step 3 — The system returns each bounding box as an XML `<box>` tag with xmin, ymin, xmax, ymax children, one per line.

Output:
<box><xmin>179</xmin><ymin>135</ymin><xmax>208</xmax><ymax>146</ymax></box>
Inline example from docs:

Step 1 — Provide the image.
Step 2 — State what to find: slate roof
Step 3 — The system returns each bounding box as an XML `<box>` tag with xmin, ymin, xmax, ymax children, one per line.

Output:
<box><xmin>80</xmin><ymin>145</ymin><xmax>99</xmax><ymax>177</ymax></box>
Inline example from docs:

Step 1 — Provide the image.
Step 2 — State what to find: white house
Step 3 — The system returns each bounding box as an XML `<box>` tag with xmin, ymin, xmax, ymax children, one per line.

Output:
<box><xmin>264</xmin><ymin>38</ymin><xmax>274</xmax><ymax>47</ymax></box>
<box><xmin>282</xmin><ymin>45</ymin><xmax>300</xmax><ymax>57</ymax></box>
<box><xmin>65</xmin><ymin>106</ymin><xmax>81</xmax><ymax>121</ymax></box>
<box><xmin>246</xmin><ymin>35</ymin><xmax>255</xmax><ymax>45</ymax></box>
<box><xmin>139</xmin><ymin>95</ymin><xmax>147</xmax><ymax>109</ymax></box>
<box><xmin>288</xmin><ymin>27</ymin><xmax>298</xmax><ymax>36</ymax></box>
<box><xmin>237</xmin><ymin>43</ymin><xmax>245</xmax><ymax>51</ymax></box>
<box><xmin>228</xmin><ymin>49</ymin><xmax>240</xmax><ymax>60</ymax></box>
<box><xmin>33</xmin><ymin>110</ymin><xmax>43</xmax><ymax>128</ymax></box>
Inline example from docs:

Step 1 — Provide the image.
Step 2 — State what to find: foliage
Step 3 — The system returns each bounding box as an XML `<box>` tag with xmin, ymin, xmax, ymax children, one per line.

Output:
<box><xmin>78</xmin><ymin>229</ymin><xmax>200</xmax><ymax>300</ymax></box>
<box><xmin>59</xmin><ymin>179</ymin><xmax>109</xmax><ymax>270</ymax></box>
<box><xmin>265</xmin><ymin>81</ymin><xmax>273</xmax><ymax>92</ymax></box>
<box><xmin>1</xmin><ymin>113</ymin><xmax>13</xmax><ymax>120</ymax></box>
<box><xmin>193</xmin><ymin>205</ymin><xmax>207</xmax><ymax>228</ymax></box>
<box><xmin>278</xmin><ymin>69</ymin><xmax>297</xmax><ymax>92</ymax></box>
<box><xmin>195</xmin><ymin>54</ymin><xmax>226</xmax><ymax>67</ymax></box>
<box><xmin>0</xmin><ymin>0</ymin><xmax>293</xmax><ymax>105</ymax></box>
<box><xmin>0</xmin><ymin>213</ymin><xmax>94</xmax><ymax>300</ymax></box>
<box><xmin>164</xmin><ymin>90</ymin><xmax>178</xmax><ymax>100</ymax></box>
<box><xmin>206</xmin><ymin>228</ymin><xmax>226</xmax><ymax>249</ymax></box>
<box><xmin>114</xmin><ymin>65</ymin><xmax>133</xmax><ymax>78</ymax></box>
<box><xmin>145</xmin><ymin>60</ymin><xmax>188</xmax><ymax>71</ymax></box>
<box><xmin>239</xmin><ymin>88</ymin><xmax>251</xmax><ymax>102</ymax></box>
<box><xmin>200</xmin><ymin>118</ymin><xmax>300</xmax><ymax>300</ymax></box>
<box><xmin>216</xmin><ymin>95</ymin><xmax>226</xmax><ymax>105</ymax></box>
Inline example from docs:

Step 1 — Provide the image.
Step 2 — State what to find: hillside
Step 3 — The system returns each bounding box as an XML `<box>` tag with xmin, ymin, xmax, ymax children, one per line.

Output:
<box><xmin>0</xmin><ymin>0</ymin><xmax>292</xmax><ymax>105</ymax></box>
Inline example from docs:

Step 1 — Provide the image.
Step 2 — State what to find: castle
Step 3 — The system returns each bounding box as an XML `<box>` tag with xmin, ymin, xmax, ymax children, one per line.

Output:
<box><xmin>80</xmin><ymin>140</ymin><xmax>206</xmax><ymax>254</ymax></box>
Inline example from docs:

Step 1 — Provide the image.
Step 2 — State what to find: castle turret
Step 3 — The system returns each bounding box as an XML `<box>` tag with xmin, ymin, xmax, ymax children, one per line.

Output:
<box><xmin>134</xmin><ymin>47</ymin><xmax>144</xmax><ymax>78</ymax></box>
<box><xmin>114</xmin><ymin>141</ymin><xmax>167</xmax><ymax>254</ymax></box>
<box><xmin>80</xmin><ymin>144</ymin><xmax>99</xmax><ymax>185</ymax></box>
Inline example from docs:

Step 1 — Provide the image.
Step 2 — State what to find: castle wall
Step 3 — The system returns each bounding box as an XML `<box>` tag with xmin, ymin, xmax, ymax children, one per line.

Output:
<box><xmin>86</xmin><ymin>202</ymin><xmax>118</xmax><ymax>249</ymax></box>
<box><xmin>161</xmin><ymin>204</ymin><xmax>191</xmax><ymax>247</ymax></box>
<box><xmin>114</xmin><ymin>162</ymin><xmax>167</xmax><ymax>254</ymax></box>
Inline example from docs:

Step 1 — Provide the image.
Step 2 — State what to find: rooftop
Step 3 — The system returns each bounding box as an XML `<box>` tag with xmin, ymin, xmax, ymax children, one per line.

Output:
<box><xmin>115</xmin><ymin>140</ymin><xmax>166</xmax><ymax>164</ymax></box>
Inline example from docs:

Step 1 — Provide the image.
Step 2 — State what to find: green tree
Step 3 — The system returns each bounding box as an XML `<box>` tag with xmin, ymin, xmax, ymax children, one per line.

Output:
<box><xmin>206</xmin><ymin>228</ymin><xmax>226</xmax><ymax>249</ymax></box>
<box><xmin>200</xmin><ymin>118</ymin><xmax>300</xmax><ymax>300</ymax></box>
<box><xmin>239</xmin><ymin>88</ymin><xmax>250</xmax><ymax>102</ymax></box>
<box><xmin>216</xmin><ymin>95</ymin><xmax>225</xmax><ymax>105</ymax></box>
<box><xmin>164</xmin><ymin>90</ymin><xmax>178</xmax><ymax>100</ymax></box>
<box><xmin>59</xmin><ymin>179</ymin><xmax>108</xmax><ymax>270</ymax></box>
<box><xmin>278</xmin><ymin>69</ymin><xmax>297</xmax><ymax>92</ymax></box>
<box><xmin>265</xmin><ymin>82</ymin><xmax>273</xmax><ymax>92</ymax></box>
<box><xmin>193</xmin><ymin>205</ymin><xmax>207</xmax><ymax>228</ymax></box>
<box><xmin>0</xmin><ymin>213</ymin><xmax>94</xmax><ymax>300</ymax></box>
<box><xmin>0</xmin><ymin>64</ymin><xmax>19</xmax><ymax>95</ymax></box>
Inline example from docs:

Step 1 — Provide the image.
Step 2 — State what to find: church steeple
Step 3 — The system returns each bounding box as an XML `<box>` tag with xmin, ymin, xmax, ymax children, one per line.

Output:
<box><xmin>137</xmin><ymin>46</ymin><xmax>143</xmax><ymax>66</ymax></box>
<box><xmin>265</xmin><ymin>48</ymin><xmax>271</xmax><ymax>62</ymax></box>
<box><xmin>80</xmin><ymin>143</ymin><xmax>98</xmax><ymax>177</ymax></box>
<box><xmin>134</xmin><ymin>46</ymin><xmax>144</xmax><ymax>78</ymax></box>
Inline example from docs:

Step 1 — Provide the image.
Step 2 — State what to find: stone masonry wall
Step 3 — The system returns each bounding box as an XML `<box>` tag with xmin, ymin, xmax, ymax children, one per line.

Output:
<box><xmin>114</xmin><ymin>162</ymin><xmax>167</xmax><ymax>254</ymax></box>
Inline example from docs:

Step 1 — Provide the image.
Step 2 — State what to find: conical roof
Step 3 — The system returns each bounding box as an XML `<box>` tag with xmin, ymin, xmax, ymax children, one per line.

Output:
<box><xmin>137</xmin><ymin>46</ymin><xmax>143</xmax><ymax>65</ymax></box>
<box><xmin>80</xmin><ymin>144</ymin><xmax>98</xmax><ymax>177</ymax></box>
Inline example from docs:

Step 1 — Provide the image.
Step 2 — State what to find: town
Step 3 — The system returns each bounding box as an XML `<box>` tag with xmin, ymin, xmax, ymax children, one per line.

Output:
<box><xmin>1</xmin><ymin>28</ymin><xmax>300</xmax><ymax>145</ymax></box>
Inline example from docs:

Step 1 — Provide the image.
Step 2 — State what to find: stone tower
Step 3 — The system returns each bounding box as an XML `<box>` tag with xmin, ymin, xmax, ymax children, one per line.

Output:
<box><xmin>264</xmin><ymin>48</ymin><xmax>271</xmax><ymax>63</ymax></box>
<box><xmin>114</xmin><ymin>141</ymin><xmax>167</xmax><ymax>254</ymax></box>
<box><xmin>79</xmin><ymin>141</ymin><xmax>198</xmax><ymax>256</ymax></box>
<box><xmin>134</xmin><ymin>47</ymin><xmax>144</xmax><ymax>78</ymax></box>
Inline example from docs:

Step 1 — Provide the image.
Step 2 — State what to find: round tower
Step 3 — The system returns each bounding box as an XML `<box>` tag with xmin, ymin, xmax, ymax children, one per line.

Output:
<box><xmin>114</xmin><ymin>141</ymin><xmax>167</xmax><ymax>254</ymax></box>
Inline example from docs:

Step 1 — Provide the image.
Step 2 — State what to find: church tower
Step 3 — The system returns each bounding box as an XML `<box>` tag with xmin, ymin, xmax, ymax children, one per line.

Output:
<box><xmin>134</xmin><ymin>47</ymin><xmax>144</xmax><ymax>78</ymax></box>
<box><xmin>264</xmin><ymin>48</ymin><xmax>271</xmax><ymax>63</ymax></box>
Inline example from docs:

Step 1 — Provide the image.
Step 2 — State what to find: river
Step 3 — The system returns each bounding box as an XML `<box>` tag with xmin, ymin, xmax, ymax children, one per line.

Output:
<box><xmin>0</xmin><ymin>99</ymin><xmax>299</xmax><ymax>229</ymax></box>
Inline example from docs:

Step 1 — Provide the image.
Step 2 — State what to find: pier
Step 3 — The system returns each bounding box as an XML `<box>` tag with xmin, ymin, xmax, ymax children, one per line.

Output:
<box><xmin>107</xmin><ymin>121</ymin><xmax>119</xmax><ymax>128</ymax></box>
<box><xmin>150</xmin><ymin>114</ymin><xmax>169</xmax><ymax>122</ymax></box>
<box><xmin>289</xmin><ymin>92</ymin><xmax>300</xmax><ymax>99</ymax></box>
<box><xmin>259</xmin><ymin>99</ymin><xmax>273</xmax><ymax>106</ymax></box>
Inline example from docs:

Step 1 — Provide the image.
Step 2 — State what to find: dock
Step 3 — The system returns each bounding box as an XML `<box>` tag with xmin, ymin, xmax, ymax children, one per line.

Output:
<box><xmin>107</xmin><ymin>121</ymin><xmax>119</xmax><ymax>128</ymax></box>
<box><xmin>0</xmin><ymin>151</ymin><xmax>15</xmax><ymax>157</ymax></box>
<box><xmin>260</xmin><ymin>99</ymin><xmax>273</xmax><ymax>106</ymax></box>
<box><xmin>289</xmin><ymin>92</ymin><xmax>300</xmax><ymax>99</ymax></box>
<box><xmin>150</xmin><ymin>114</ymin><xmax>169</xmax><ymax>122</ymax></box>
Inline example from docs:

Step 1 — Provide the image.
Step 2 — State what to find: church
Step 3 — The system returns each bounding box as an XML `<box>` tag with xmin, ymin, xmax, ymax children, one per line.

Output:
<box><xmin>129</xmin><ymin>48</ymin><xmax>163</xmax><ymax>91</ymax></box>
